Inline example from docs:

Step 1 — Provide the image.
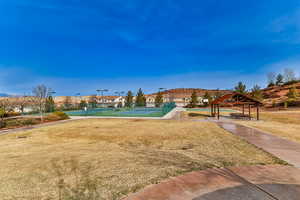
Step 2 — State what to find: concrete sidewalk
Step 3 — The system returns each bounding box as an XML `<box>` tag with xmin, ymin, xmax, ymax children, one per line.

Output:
<box><xmin>123</xmin><ymin>165</ymin><xmax>300</xmax><ymax>200</ymax></box>
<box><xmin>0</xmin><ymin>119</ymin><xmax>76</xmax><ymax>136</ymax></box>
<box><xmin>216</xmin><ymin>121</ymin><xmax>300</xmax><ymax>168</ymax></box>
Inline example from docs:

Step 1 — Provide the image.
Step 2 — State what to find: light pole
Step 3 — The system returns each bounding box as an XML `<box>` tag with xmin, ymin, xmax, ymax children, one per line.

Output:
<box><xmin>50</xmin><ymin>91</ymin><xmax>56</xmax><ymax>96</ymax></box>
<box><xmin>159</xmin><ymin>88</ymin><xmax>167</xmax><ymax>103</ymax></box>
<box><xmin>96</xmin><ymin>89</ymin><xmax>108</xmax><ymax>107</ymax></box>
<box><xmin>115</xmin><ymin>91</ymin><xmax>125</xmax><ymax>96</ymax></box>
<box><xmin>49</xmin><ymin>91</ymin><xmax>56</xmax><ymax>112</ymax></box>
<box><xmin>75</xmin><ymin>93</ymin><xmax>81</xmax><ymax>109</ymax></box>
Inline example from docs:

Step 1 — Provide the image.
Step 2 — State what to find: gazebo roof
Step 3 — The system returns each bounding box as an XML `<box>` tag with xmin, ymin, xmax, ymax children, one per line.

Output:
<box><xmin>211</xmin><ymin>92</ymin><xmax>263</xmax><ymax>105</ymax></box>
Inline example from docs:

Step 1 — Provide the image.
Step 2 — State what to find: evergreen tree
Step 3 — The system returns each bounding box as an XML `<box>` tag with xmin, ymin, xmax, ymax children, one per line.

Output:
<box><xmin>88</xmin><ymin>95</ymin><xmax>97</xmax><ymax>108</ymax></box>
<box><xmin>155</xmin><ymin>92</ymin><xmax>164</xmax><ymax>107</ymax></box>
<box><xmin>79</xmin><ymin>100</ymin><xmax>87</xmax><ymax>109</ymax></box>
<box><xmin>125</xmin><ymin>91</ymin><xmax>134</xmax><ymax>108</ymax></box>
<box><xmin>0</xmin><ymin>108</ymin><xmax>5</xmax><ymax>128</ymax></box>
<box><xmin>251</xmin><ymin>85</ymin><xmax>263</xmax><ymax>100</ymax></box>
<box><xmin>135</xmin><ymin>88</ymin><xmax>146</xmax><ymax>107</ymax></box>
<box><xmin>189</xmin><ymin>90</ymin><xmax>198</xmax><ymax>108</ymax></box>
<box><xmin>267</xmin><ymin>82</ymin><xmax>275</xmax><ymax>87</ymax></box>
<box><xmin>287</xmin><ymin>86</ymin><xmax>299</xmax><ymax>100</ymax></box>
<box><xmin>45</xmin><ymin>96</ymin><xmax>55</xmax><ymax>112</ymax></box>
<box><xmin>276</xmin><ymin>74</ymin><xmax>284</xmax><ymax>86</ymax></box>
<box><xmin>234</xmin><ymin>82</ymin><xmax>247</xmax><ymax>94</ymax></box>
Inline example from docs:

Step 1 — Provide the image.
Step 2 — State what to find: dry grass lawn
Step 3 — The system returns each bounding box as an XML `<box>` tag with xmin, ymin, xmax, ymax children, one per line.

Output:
<box><xmin>237</xmin><ymin>111</ymin><xmax>300</xmax><ymax>143</ymax></box>
<box><xmin>0</xmin><ymin>119</ymin><xmax>282</xmax><ymax>200</ymax></box>
<box><xmin>259</xmin><ymin>111</ymin><xmax>300</xmax><ymax>124</ymax></box>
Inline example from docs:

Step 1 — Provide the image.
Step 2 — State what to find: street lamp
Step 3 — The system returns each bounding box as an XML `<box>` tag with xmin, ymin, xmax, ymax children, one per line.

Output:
<box><xmin>115</xmin><ymin>91</ymin><xmax>125</xmax><ymax>96</ymax></box>
<box><xmin>96</xmin><ymin>89</ymin><xmax>108</xmax><ymax>107</ymax></box>
<box><xmin>50</xmin><ymin>91</ymin><xmax>56</xmax><ymax>96</ymax></box>
<box><xmin>75</xmin><ymin>93</ymin><xmax>82</xmax><ymax>109</ymax></box>
<box><xmin>158</xmin><ymin>88</ymin><xmax>168</xmax><ymax>103</ymax></box>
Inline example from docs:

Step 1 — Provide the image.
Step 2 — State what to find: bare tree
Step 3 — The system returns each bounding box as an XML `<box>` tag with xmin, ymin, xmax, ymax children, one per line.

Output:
<box><xmin>32</xmin><ymin>85</ymin><xmax>52</xmax><ymax>121</ymax></box>
<box><xmin>283</xmin><ymin>68</ymin><xmax>296</xmax><ymax>83</ymax></box>
<box><xmin>0</xmin><ymin>97</ymin><xmax>16</xmax><ymax>112</ymax></box>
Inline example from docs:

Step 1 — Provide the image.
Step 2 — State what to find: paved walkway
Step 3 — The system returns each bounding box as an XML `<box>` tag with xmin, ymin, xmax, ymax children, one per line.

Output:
<box><xmin>0</xmin><ymin>119</ymin><xmax>76</xmax><ymax>136</ymax></box>
<box><xmin>123</xmin><ymin>165</ymin><xmax>300</xmax><ymax>200</ymax></box>
<box><xmin>216</xmin><ymin>121</ymin><xmax>300</xmax><ymax>168</ymax></box>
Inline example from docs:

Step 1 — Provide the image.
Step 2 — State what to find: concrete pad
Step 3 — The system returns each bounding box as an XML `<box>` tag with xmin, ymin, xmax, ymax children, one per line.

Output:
<box><xmin>122</xmin><ymin>165</ymin><xmax>300</xmax><ymax>200</ymax></box>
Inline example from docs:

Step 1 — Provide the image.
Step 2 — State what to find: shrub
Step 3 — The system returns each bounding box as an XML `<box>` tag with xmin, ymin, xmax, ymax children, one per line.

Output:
<box><xmin>46</xmin><ymin>111</ymin><xmax>69</xmax><ymax>121</ymax></box>
<box><xmin>2</xmin><ymin>112</ymin><xmax>21</xmax><ymax>118</ymax></box>
<box><xmin>0</xmin><ymin>121</ymin><xmax>6</xmax><ymax>128</ymax></box>
<box><xmin>286</xmin><ymin>100</ymin><xmax>300</xmax><ymax>107</ymax></box>
<box><xmin>21</xmin><ymin>118</ymin><xmax>38</xmax><ymax>126</ymax></box>
<box><xmin>272</xmin><ymin>100</ymin><xmax>276</xmax><ymax>108</ymax></box>
<box><xmin>54</xmin><ymin>111</ymin><xmax>69</xmax><ymax>119</ymax></box>
<box><xmin>283</xmin><ymin>80</ymin><xmax>300</xmax><ymax>86</ymax></box>
<box><xmin>6</xmin><ymin>119</ymin><xmax>22</xmax><ymax>127</ymax></box>
<box><xmin>284</xmin><ymin>101</ymin><xmax>288</xmax><ymax>109</ymax></box>
<box><xmin>0</xmin><ymin>108</ymin><xmax>6</xmax><ymax>128</ymax></box>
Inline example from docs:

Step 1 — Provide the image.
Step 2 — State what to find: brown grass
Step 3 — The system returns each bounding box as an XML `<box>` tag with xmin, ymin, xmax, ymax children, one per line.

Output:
<box><xmin>258</xmin><ymin>111</ymin><xmax>300</xmax><ymax>124</ymax></box>
<box><xmin>238</xmin><ymin>111</ymin><xmax>300</xmax><ymax>143</ymax></box>
<box><xmin>0</xmin><ymin>119</ymin><xmax>281</xmax><ymax>199</ymax></box>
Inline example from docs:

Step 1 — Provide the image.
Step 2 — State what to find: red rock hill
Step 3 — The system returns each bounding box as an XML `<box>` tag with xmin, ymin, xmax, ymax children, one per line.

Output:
<box><xmin>262</xmin><ymin>82</ymin><xmax>300</xmax><ymax>106</ymax></box>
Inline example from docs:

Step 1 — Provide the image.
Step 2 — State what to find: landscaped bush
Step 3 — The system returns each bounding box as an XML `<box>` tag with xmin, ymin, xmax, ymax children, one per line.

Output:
<box><xmin>283</xmin><ymin>80</ymin><xmax>300</xmax><ymax>86</ymax></box>
<box><xmin>6</xmin><ymin>119</ymin><xmax>22</xmax><ymax>127</ymax></box>
<box><xmin>0</xmin><ymin>121</ymin><xmax>6</xmax><ymax>128</ymax></box>
<box><xmin>21</xmin><ymin>118</ymin><xmax>39</xmax><ymax>126</ymax></box>
<box><xmin>279</xmin><ymin>100</ymin><xmax>300</xmax><ymax>108</ymax></box>
<box><xmin>2</xmin><ymin>118</ymin><xmax>40</xmax><ymax>128</ymax></box>
<box><xmin>46</xmin><ymin>111</ymin><xmax>69</xmax><ymax>121</ymax></box>
<box><xmin>5</xmin><ymin>112</ymin><xmax>21</xmax><ymax>117</ymax></box>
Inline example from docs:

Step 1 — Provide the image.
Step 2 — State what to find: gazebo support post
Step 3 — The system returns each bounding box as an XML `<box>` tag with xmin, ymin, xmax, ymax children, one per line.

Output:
<box><xmin>242</xmin><ymin>104</ymin><xmax>245</xmax><ymax>115</ymax></box>
<box><xmin>211</xmin><ymin>104</ymin><xmax>214</xmax><ymax>117</ymax></box>
<box><xmin>217</xmin><ymin>104</ymin><xmax>220</xmax><ymax>120</ymax></box>
<box><xmin>257</xmin><ymin>105</ymin><xmax>260</xmax><ymax>121</ymax></box>
<box><xmin>248</xmin><ymin>104</ymin><xmax>251</xmax><ymax>120</ymax></box>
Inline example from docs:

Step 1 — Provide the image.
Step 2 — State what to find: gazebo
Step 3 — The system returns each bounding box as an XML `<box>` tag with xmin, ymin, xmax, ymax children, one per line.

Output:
<box><xmin>211</xmin><ymin>92</ymin><xmax>263</xmax><ymax>120</ymax></box>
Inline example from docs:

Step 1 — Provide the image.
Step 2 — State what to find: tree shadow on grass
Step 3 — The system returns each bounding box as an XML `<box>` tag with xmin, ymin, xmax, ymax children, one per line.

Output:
<box><xmin>188</xmin><ymin>113</ymin><xmax>211</xmax><ymax>118</ymax></box>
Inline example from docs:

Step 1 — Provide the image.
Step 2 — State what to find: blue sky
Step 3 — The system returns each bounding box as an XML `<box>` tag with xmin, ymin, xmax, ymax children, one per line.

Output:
<box><xmin>1</xmin><ymin>0</ymin><xmax>300</xmax><ymax>95</ymax></box>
